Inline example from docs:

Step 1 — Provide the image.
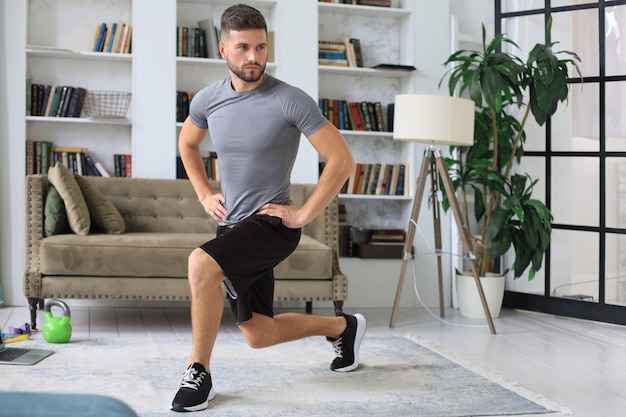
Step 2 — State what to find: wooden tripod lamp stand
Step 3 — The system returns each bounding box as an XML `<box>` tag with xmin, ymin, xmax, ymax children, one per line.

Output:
<box><xmin>388</xmin><ymin>94</ymin><xmax>496</xmax><ymax>334</ymax></box>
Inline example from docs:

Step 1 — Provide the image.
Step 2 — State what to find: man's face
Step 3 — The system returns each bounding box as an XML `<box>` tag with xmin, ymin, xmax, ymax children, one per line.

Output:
<box><xmin>220</xmin><ymin>29</ymin><xmax>268</xmax><ymax>83</ymax></box>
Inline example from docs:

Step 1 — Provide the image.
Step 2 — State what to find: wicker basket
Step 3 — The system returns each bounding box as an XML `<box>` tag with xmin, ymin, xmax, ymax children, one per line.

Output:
<box><xmin>84</xmin><ymin>90</ymin><xmax>131</xmax><ymax>119</ymax></box>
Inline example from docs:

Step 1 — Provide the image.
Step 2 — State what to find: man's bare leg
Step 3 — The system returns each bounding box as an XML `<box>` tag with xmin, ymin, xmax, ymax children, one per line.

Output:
<box><xmin>239</xmin><ymin>311</ymin><xmax>366</xmax><ymax>373</ymax></box>
<box><xmin>171</xmin><ymin>248</ymin><xmax>224</xmax><ymax>412</ymax></box>
<box><xmin>238</xmin><ymin>312</ymin><xmax>346</xmax><ymax>349</ymax></box>
<box><xmin>187</xmin><ymin>248</ymin><xmax>225</xmax><ymax>370</ymax></box>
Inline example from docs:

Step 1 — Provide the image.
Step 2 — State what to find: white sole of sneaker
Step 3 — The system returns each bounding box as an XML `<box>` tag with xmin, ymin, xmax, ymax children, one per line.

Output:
<box><xmin>171</xmin><ymin>387</ymin><xmax>216</xmax><ymax>412</ymax></box>
<box><xmin>334</xmin><ymin>313</ymin><xmax>366</xmax><ymax>372</ymax></box>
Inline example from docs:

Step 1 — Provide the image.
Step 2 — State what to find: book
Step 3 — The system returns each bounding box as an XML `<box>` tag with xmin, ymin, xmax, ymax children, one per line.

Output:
<box><xmin>83</xmin><ymin>153</ymin><xmax>102</xmax><ymax>176</ymax></box>
<box><xmin>38</xmin><ymin>84</ymin><xmax>51</xmax><ymax>116</ymax></box>
<box><xmin>348</xmin><ymin>101</ymin><xmax>365</xmax><ymax>131</ymax></box>
<box><xmin>95</xmin><ymin>161</ymin><xmax>111</xmax><ymax>177</ymax></box>
<box><xmin>103</xmin><ymin>22</ymin><xmax>115</xmax><ymax>52</ymax></box>
<box><xmin>43</xmin><ymin>84</ymin><xmax>57</xmax><ymax>116</ymax></box>
<box><xmin>47</xmin><ymin>86</ymin><xmax>63</xmax><ymax>117</ymax></box>
<box><xmin>318</xmin><ymin>40</ymin><xmax>346</xmax><ymax>52</ymax></box>
<box><xmin>25</xmin><ymin>140</ymin><xmax>36</xmax><ymax>175</ymax></box>
<box><xmin>55</xmin><ymin>86</ymin><xmax>69</xmax><ymax>117</ymax></box>
<box><xmin>357</xmin><ymin>0</ymin><xmax>391</xmax><ymax>6</ymax></box>
<box><xmin>369</xmin><ymin>228</ymin><xmax>406</xmax><ymax>242</ymax></box>
<box><xmin>59</xmin><ymin>86</ymin><xmax>75</xmax><ymax>117</ymax></box>
<box><xmin>374</xmin><ymin>102</ymin><xmax>385</xmax><ymax>132</ymax></box>
<box><xmin>349</xmin><ymin>38</ymin><xmax>363</xmax><ymax>67</ymax></box>
<box><xmin>198</xmin><ymin>17</ymin><xmax>219</xmax><ymax>59</ymax></box>
<box><xmin>67</xmin><ymin>87</ymin><xmax>86</xmax><ymax>118</ymax></box>
<box><xmin>367</xmin><ymin>163</ymin><xmax>381</xmax><ymax>194</ymax></box>
<box><xmin>360</xmin><ymin>101</ymin><xmax>373</xmax><ymax>131</ymax></box>
<box><xmin>91</xmin><ymin>23</ymin><xmax>105</xmax><ymax>52</ymax></box>
<box><xmin>343</xmin><ymin>37</ymin><xmax>357</xmax><ymax>67</ymax></box>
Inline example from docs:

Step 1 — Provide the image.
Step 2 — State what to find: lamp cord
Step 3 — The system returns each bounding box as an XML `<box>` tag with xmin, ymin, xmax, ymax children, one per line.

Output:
<box><xmin>408</xmin><ymin>218</ymin><xmax>489</xmax><ymax>329</ymax></box>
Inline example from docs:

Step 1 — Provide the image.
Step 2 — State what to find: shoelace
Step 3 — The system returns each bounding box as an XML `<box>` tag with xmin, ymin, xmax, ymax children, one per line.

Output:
<box><xmin>331</xmin><ymin>337</ymin><xmax>344</xmax><ymax>358</ymax></box>
<box><xmin>179</xmin><ymin>367</ymin><xmax>207</xmax><ymax>391</ymax></box>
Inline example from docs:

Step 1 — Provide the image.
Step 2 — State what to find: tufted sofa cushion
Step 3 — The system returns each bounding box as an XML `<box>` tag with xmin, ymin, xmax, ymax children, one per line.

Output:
<box><xmin>39</xmin><ymin>233</ymin><xmax>332</xmax><ymax>279</ymax></box>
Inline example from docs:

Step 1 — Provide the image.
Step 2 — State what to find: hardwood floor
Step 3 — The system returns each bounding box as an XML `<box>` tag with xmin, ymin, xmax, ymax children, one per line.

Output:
<box><xmin>2</xmin><ymin>304</ymin><xmax>625</xmax><ymax>416</ymax></box>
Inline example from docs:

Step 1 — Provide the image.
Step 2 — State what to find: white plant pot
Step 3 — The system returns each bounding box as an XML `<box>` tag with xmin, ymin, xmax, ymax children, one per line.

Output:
<box><xmin>456</xmin><ymin>272</ymin><xmax>505</xmax><ymax>319</ymax></box>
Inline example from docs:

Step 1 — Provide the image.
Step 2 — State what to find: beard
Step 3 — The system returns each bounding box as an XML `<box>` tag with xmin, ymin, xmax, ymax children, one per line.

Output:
<box><xmin>226</xmin><ymin>59</ymin><xmax>266</xmax><ymax>83</ymax></box>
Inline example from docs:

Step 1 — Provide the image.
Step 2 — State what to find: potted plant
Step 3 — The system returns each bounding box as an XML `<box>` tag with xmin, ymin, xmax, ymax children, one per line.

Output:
<box><xmin>439</xmin><ymin>18</ymin><xmax>581</xmax><ymax>317</ymax></box>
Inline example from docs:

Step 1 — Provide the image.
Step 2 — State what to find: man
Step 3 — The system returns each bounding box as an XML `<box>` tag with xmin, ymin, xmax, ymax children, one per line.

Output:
<box><xmin>171</xmin><ymin>4</ymin><xmax>366</xmax><ymax>413</ymax></box>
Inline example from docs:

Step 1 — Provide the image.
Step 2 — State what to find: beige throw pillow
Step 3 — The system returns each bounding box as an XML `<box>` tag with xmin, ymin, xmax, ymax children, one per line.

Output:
<box><xmin>47</xmin><ymin>162</ymin><xmax>91</xmax><ymax>235</ymax></box>
<box><xmin>75</xmin><ymin>176</ymin><xmax>126</xmax><ymax>234</ymax></box>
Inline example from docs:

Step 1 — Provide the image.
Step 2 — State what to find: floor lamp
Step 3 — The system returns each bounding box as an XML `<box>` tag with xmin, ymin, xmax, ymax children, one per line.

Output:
<box><xmin>388</xmin><ymin>94</ymin><xmax>496</xmax><ymax>334</ymax></box>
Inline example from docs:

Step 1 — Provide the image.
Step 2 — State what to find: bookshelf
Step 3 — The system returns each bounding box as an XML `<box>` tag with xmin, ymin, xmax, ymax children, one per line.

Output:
<box><xmin>25</xmin><ymin>0</ymin><xmax>134</xmax><ymax>177</ymax></box>
<box><xmin>4</xmin><ymin>0</ymin><xmax>454</xmax><ymax>307</ymax></box>
<box><xmin>317</xmin><ymin>1</ymin><xmax>418</xmax><ymax>238</ymax></box>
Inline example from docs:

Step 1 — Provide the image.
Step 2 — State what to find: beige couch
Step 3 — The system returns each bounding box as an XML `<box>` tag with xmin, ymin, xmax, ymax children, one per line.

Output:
<box><xmin>24</xmin><ymin>174</ymin><xmax>348</xmax><ymax>329</ymax></box>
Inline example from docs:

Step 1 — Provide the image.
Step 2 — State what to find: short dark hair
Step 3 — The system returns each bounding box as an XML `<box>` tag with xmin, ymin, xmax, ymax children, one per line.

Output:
<box><xmin>220</xmin><ymin>4</ymin><xmax>267</xmax><ymax>38</ymax></box>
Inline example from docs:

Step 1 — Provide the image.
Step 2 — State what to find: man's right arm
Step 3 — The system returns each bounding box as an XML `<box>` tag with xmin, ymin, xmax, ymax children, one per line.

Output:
<box><xmin>179</xmin><ymin>118</ymin><xmax>226</xmax><ymax>221</ymax></box>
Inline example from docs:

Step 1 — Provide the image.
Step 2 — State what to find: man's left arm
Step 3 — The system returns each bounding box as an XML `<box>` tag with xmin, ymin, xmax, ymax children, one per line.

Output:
<box><xmin>256</xmin><ymin>122</ymin><xmax>355</xmax><ymax>228</ymax></box>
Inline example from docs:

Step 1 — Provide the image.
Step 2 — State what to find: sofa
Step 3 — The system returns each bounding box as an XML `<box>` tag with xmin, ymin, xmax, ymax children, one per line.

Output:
<box><xmin>24</xmin><ymin>170</ymin><xmax>348</xmax><ymax>329</ymax></box>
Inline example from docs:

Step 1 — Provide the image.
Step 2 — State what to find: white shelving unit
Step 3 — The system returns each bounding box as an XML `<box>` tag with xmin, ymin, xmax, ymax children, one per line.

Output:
<box><xmin>317</xmin><ymin>1</ymin><xmax>417</xmax><ymax>231</ymax></box>
<box><xmin>25</xmin><ymin>0</ymin><xmax>134</xmax><ymax>175</ymax></box>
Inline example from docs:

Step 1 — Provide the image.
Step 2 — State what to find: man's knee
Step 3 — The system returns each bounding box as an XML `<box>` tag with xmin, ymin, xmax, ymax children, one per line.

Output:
<box><xmin>188</xmin><ymin>248</ymin><xmax>223</xmax><ymax>286</ymax></box>
<box><xmin>241</xmin><ymin>329</ymin><xmax>270</xmax><ymax>349</ymax></box>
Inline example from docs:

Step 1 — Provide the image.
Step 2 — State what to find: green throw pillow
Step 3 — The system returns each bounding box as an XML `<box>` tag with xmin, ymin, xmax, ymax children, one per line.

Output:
<box><xmin>47</xmin><ymin>162</ymin><xmax>91</xmax><ymax>235</ymax></box>
<box><xmin>75</xmin><ymin>175</ymin><xmax>126</xmax><ymax>234</ymax></box>
<box><xmin>43</xmin><ymin>185</ymin><xmax>70</xmax><ymax>236</ymax></box>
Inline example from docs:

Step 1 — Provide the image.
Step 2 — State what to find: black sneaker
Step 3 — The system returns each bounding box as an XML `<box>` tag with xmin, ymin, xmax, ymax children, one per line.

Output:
<box><xmin>329</xmin><ymin>313</ymin><xmax>366</xmax><ymax>372</ymax></box>
<box><xmin>171</xmin><ymin>362</ymin><xmax>216</xmax><ymax>412</ymax></box>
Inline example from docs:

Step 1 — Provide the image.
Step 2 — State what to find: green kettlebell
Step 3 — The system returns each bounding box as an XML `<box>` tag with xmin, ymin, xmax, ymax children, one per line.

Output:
<box><xmin>42</xmin><ymin>299</ymin><xmax>72</xmax><ymax>343</ymax></box>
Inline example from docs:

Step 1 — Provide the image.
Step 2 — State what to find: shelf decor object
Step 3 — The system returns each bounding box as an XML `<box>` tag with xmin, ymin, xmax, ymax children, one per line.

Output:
<box><xmin>388</xmin><ymin>94</ymin><xmax>496</xmax><ymax>334</ymax></box>
<box><xmin>84</xmin><ymin>91</ymin><xmax>132</xmax><ymax>119</ymax></box>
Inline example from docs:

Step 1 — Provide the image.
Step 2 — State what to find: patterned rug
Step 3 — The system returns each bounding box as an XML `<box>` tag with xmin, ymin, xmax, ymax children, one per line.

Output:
<box><xmin>0</xmin><ymin>334</ymin><xmax>563</xmax><ymax>417</ymax></box>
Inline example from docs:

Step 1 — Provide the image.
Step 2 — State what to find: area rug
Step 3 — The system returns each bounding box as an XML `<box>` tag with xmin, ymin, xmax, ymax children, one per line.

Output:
<box><xmin>1</xmin><ymin>334</ymin><xmax>562</xmax><ymax>417</ymax></box>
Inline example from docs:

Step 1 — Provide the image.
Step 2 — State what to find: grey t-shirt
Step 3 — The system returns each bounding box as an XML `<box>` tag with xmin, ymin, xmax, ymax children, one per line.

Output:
<box><xmin>189</xmin><ymin>75</ymin><xmax>328</xmax><ymax>226</ymax></box>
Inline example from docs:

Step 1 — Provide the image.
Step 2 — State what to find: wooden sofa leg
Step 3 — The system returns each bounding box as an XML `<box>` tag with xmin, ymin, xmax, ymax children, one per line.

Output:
<box><xmin>28</xmin><ymin>297</ymin><xmax>44</xmax><ymax>330</ymax></box>
<box><xmin>334</xmin><ymin>301</ymin><xmax>344</xmax><ymax>316</ymax></box>
<box><xmin>305</xmin><ymin>301</ymin><xmax>313</xmax><ymax>314</ymax></box>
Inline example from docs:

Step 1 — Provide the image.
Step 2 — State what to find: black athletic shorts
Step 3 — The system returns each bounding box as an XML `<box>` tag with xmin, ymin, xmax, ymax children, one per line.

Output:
<box><xmin>199</xmin><ymin>214</ymin><xmax>301</xmax><ymax>324</ymax></box>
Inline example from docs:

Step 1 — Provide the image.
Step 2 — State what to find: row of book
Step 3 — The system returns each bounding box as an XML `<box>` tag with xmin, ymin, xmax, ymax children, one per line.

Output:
<box><xmin>28</xmin><ymin>84</ymin><xmax>86</xmax><ymax>118</ymax></box>
<box><xmin>319</xmin><ymin>99</ymin><xmax>388</xmax><ymax>132</ymax></box>
<box><xmin>91</xmin><ymin>21</ymin><xmax>132</xmax><ymax>53</ymax></box>
<box><xmin>26</xmin><ymin>141</ymin><xmax>109</xmax><ymax>176</ymax></box>
<box><xmin>177</xmin><ymin>17</ymin><xmax>220</xmax><ymax>59</ymax></box>
<box><xmin>319</xmin><ymin>0</ymin><xmax>392</xmax><ymax>6</ymax></box>
<box><xmin>318</xmin><ymin>39</ymin><xmax>363</xmax><ymax>67</ymax></box>
<box><xmin>176</xmin><ymin>152</ymin><xmax>220</xmax><ymax>181</ymax></box>
<box><xmin>176</xmin><ymin>91</ymin><xmax>195</xmax><ymax>123</ymax></box>
<box><xmin>338</xmin><ymin>225</ymin><xmax>407</xmax><ymax>258</ymax></box>
<box><xmin>343</xmin><ymin>162</ymin><xmax>408</xmax><ymax>196</ymax></box>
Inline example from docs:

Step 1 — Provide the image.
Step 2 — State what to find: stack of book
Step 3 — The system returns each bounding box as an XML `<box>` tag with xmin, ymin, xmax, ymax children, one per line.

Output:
<box><xmin>91</xmin><ymin>21</ymin><xmax>132</xmax><ymax>53</ymax></box>
<box><xmin>352</xmin><ymin>228</ymin><xmax>408</xmax><ymax>259</ymax></box>
<box><xmin>343</xmin><ymin>162</ymin><xmax>409</xmax><ymax>196</ymax></box>
<box><xmin>28</xmin><ymin>85</ymin><xmax>86</xmax><ymax>118</ymax></box>
<box><xmin>319</xmin><ymin>99</ymin><xmax>387</xmax><ymax>132</ymax></box>
<box><xmin>318</xmin><ymin>38</ymin><xmax>362</xmax><ymax>67</ymax></box>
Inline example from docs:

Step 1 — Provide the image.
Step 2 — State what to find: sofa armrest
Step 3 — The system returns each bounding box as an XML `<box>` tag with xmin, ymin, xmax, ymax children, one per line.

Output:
<box><xmin>24</xmin><ymin>174</ymin><xmax>48</xmax><ymax>299</ymax></box>
<box><xmin>297</xmin><ymin>185</ymin><xmax>348</xmax><ymax>305</ymax></box>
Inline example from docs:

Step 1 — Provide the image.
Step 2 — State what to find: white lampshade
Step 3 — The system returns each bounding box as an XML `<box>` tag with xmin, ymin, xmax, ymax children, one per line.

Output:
<box><xmin>393</xmin><ymin>94</ymin><xmax>475</xmax><ymax>146</ymax></box>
